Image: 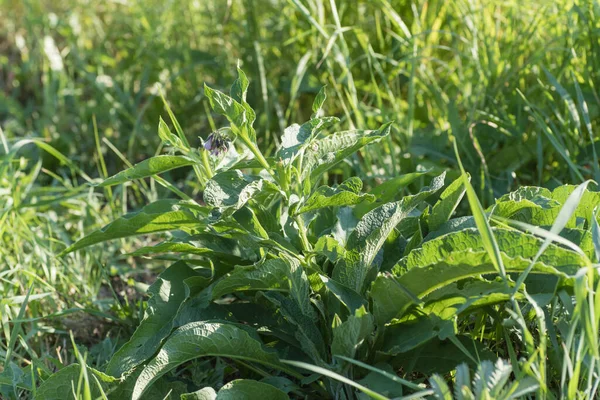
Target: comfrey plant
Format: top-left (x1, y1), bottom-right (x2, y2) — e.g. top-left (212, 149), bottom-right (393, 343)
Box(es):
top-left (43, 69), bottom-right (600, 399)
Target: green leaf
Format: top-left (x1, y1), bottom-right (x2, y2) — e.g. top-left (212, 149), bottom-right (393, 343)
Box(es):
top-left (281, 360), bottom-right (389, 400)
top-left (0, 362), bottom-right (32, 393)
top-left (203, 170), bottom-right (270, 211)
top-left (212, 259), bottom-right (290, 299)
top-left (333, 173), bottom-right (446, 292)
top-left (216, 380), bottom-right (288, 400)
top-left (59, 200), bottom-right (205, 255)
top-left (400, 228), bottom-right (587, 276)
top-left (371, 227), bottom-right (584, 325)
top-left (392, 336), bottom-right (496, 376)
top-left (35, 364), bottom-right (117, 400)
top-left (353, 170), bottom-right (431, 217)
top-left (298, 177), bottom-right (374, 214)
top-left (428, 175), bottom-right (466, 232)
top-left (303, 122), bottom-right (392, 182)
top-left (453, 139), bottom-right (507, 283)
top-left (181, 387), bottom-right (217, 400)
top-left (312, 86), bottom-right (327, 116)
top-left (204, 84), bottom-right (247, 127)
top-left (230, 67), bottom-right (249, 104)
top-left (277, 117), bottom-right (339, 166)
top-left (355, 363), bottom-right (405, 398)
top-left (158, 117), bottom-right (184, 148)
top-left (320, 275), bottom-right (367, 314)
top-left (313, 236), bottom-right (346, 262)
top-left (262, 291), bottom-right (326, 364)
top-left (402, 248), bottom-right (572, 290)
top-left (131, 322), bottom-right (286, 400)
top-left (381, 315), bottom-right (454, 355)
top-left (99, 155), bottom-right (196, 187)
top-left (492, 186), bottom-right (558, 219)
top-left (107, 261), bottom-right (204, 377)
top-left (131, 233), bottom-right (258, 264)
top-left (331, 306), bottom-right (374, 359)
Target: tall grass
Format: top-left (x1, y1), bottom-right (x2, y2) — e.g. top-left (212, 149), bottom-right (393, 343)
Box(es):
top-left (1, 0), bottom-right (600, 398)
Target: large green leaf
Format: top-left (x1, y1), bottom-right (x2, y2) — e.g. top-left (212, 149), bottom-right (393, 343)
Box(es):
top-left (216, 379), bottom-right (288, 400)
top-left (399, 228), bottom-right (587, 275)
top-left (131, 234), bottom-right (258, 264)
top-left (298, 177), bottom-right (374, 214)
top-left (492, 187), bottom-right (558, 219)
top-left (99, 155), bottom-right (196, 187)
top-left (371, 250), bottom-right (572, 325)
top-left (59, 200), bottom-right (205, 255)
top-left (333, 172), bottom-right (446, 292)
top-left (106, 261), bottom-right (204, 377)
top-left (302, 122), bottom-right (392, 182)
top-left (131, 322), bottom-right (285, 400)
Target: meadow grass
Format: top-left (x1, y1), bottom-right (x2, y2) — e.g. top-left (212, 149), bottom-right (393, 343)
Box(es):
top-left (1, 0), bottom-right (600, 398)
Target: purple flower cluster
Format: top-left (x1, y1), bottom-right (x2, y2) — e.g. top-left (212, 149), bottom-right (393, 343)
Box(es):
top-left (203, 131), bottom-right (229, 156)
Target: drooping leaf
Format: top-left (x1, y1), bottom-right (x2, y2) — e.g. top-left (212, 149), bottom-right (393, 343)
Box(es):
top-left (313, 236), bottom-right (346, 262)
top-left (371, 237), bottom-right (579, 326)
top-left (261, 291), bottom-right (326, 364)
top-left (131, 322), bottom-right (285, 400)
top-left (107, 261), bottom-right (204, 377)
top-left (59, 200), bottom-right (205, 255)
top-left (98, 155), bottom-right (196, 187)
top-left (381, 315), bottom-right (455, 355)
top-left (131, 233), bottom-right (258, 264)
top-left (392, 336), bottom-right (496, 376)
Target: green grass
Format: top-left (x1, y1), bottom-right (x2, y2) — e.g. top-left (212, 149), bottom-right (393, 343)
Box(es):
top-left (1, 0), bottom-right (600, 399)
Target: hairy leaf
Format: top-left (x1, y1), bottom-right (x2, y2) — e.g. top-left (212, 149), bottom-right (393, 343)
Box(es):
top-left (59, 200), bottom-right (205, 255)
top-left (299, 177), bottom-right (374, 214)
top-left (333, 173), bottom-right (446, 292)
top-left (99, 155), bottom-right (196, 187)
top-left (107, 261), bottom-right (203, 377)
top-left (131, 322), bottom-right (284, 400)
